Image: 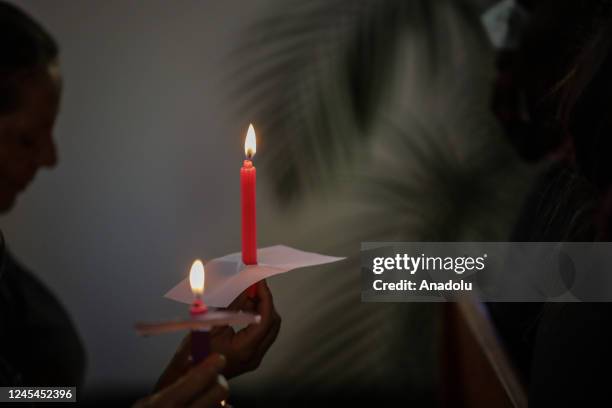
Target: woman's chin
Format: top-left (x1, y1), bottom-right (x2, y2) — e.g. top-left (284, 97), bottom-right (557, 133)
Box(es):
top-left (0, 192), bottom-right (17, 213)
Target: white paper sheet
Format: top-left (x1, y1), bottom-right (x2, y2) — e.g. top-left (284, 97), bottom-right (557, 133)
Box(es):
top-left (165, 245), bottom-right (345, 307)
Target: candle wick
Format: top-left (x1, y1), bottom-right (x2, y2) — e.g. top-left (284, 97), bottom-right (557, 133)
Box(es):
top-left (191, 296), bottom-right (208, 315)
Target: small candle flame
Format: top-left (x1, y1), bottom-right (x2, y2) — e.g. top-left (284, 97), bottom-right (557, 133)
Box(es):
top-left (244, 123), bottom-right (256, 159)
top-left (189, 259), bottom-right (205, 297)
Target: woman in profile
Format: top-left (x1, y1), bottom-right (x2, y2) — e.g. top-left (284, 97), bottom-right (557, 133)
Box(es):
top-left (0, 3), bottom-right (280, 406)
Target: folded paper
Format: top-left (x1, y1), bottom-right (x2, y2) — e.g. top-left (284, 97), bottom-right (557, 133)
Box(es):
top-left (135, 311), bottom-right (261, 336)
top-left (165, 245), bottom-right (345, 307)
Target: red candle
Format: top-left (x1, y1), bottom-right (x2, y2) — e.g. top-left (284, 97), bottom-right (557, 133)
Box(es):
top-left (189, 260), bottom-right (210, 364)
top-left (241, 124), bottom-right (257, 298)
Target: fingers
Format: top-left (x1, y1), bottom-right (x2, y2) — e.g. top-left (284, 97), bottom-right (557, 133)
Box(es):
top-left (232, 281), bottom-right (274, 347)
top-left (240, 305), bottom-right (281, 373)
top-left (227, 279), bottom-right (278, 314)
top-left (254, 279), bottom-right (278, 328)
top-left (156, 353), bottom-right (226, 406)
top-left (247, 282), bottom-right (281, 369)
top-left (211, 281), bottom-right (281, 378)
top-left (226, 290), bottom-right (247, 311)
top-left (256, 304), bottom-right (281, 356)
top-left (187, 375), bottom-right (229, 408)
top-left (254, 280), bottom-right (281, 348)
top-left (230, 280), bottom-right (281, 370)
top-left (227, 291), bottom-right (255, 313)
top-left (256, 279), bottom-right (273, 304)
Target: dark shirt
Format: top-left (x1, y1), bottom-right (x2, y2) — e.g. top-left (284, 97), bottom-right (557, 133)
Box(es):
top-left (488, 163), bottom-right (610, 406)
top-left (0, 237), bottom-right (85, 386)
top-left (488, 164), bottom-right (597, 383)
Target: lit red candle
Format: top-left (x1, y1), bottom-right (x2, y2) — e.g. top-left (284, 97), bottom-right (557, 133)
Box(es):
top-left (241, 124), bottom-right (257, 298)
top-left (189, 259), bottom-right (210, 364)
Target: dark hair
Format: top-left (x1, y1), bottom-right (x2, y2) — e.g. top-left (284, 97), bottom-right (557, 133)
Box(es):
top-left (491, 0), bottom-right (596, 163)
top-left (0, 1), bottom-right (58, 112)
top-left (552, 1), bottom-right (612, 182)
top-left (545, 1), bottom-right (612, 239)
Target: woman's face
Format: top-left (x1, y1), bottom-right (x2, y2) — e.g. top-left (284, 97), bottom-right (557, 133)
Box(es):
top-left (0, 64), bottom-right (61, 212)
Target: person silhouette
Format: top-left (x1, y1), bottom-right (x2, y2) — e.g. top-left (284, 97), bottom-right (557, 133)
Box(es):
top-left (0, 2), bottom-right (280, 406)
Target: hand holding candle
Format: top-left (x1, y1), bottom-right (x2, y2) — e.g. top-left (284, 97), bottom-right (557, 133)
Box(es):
top-left (209, 280), bottom-right (282, 378)
top-left (241, 124), bottom-right (258, 298)
top-left (141, 120), bottom-right (340, 393)
top-left (137, 353), bottom-right (229, 408)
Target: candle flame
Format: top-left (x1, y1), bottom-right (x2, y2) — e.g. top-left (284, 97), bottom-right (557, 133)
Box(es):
top-left (244, 123), bottom-right (256, 159)
top-left (189, 259), bottom-right (205, 297)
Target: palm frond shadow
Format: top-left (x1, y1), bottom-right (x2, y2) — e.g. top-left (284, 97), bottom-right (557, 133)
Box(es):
top-left (349, 115), bottom-right (531, 241)
top-left (265, 110), bottom-right (531, 401)
top-left (231, 0), bottom-right (486, 203)
top-left (228, 1), bottom-right (532, 402)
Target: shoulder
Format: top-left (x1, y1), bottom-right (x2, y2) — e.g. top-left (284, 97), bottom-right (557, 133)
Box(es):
top-left (0, 245), bottom-right (86, 386)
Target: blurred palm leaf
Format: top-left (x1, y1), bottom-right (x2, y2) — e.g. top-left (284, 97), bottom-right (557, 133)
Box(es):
top-left (229, 0), bottom-right (534, 404)
top-left (354, 115), bottom-right (530, 241)
top-left (255, 110), bottom-right (532, 403)
top-left (232, 0), bottom-right (487, 203)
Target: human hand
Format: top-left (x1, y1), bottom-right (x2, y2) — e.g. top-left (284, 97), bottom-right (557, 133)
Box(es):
top-left (154, 279), bottom-right (281, 389)
top-left (210, 279), bottom-right (282, 378)
top-left (134, 353), bottom-right (228, 408)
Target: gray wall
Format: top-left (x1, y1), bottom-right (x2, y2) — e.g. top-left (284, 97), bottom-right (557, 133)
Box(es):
top-left (2, 0), bottom-right (280, 392)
